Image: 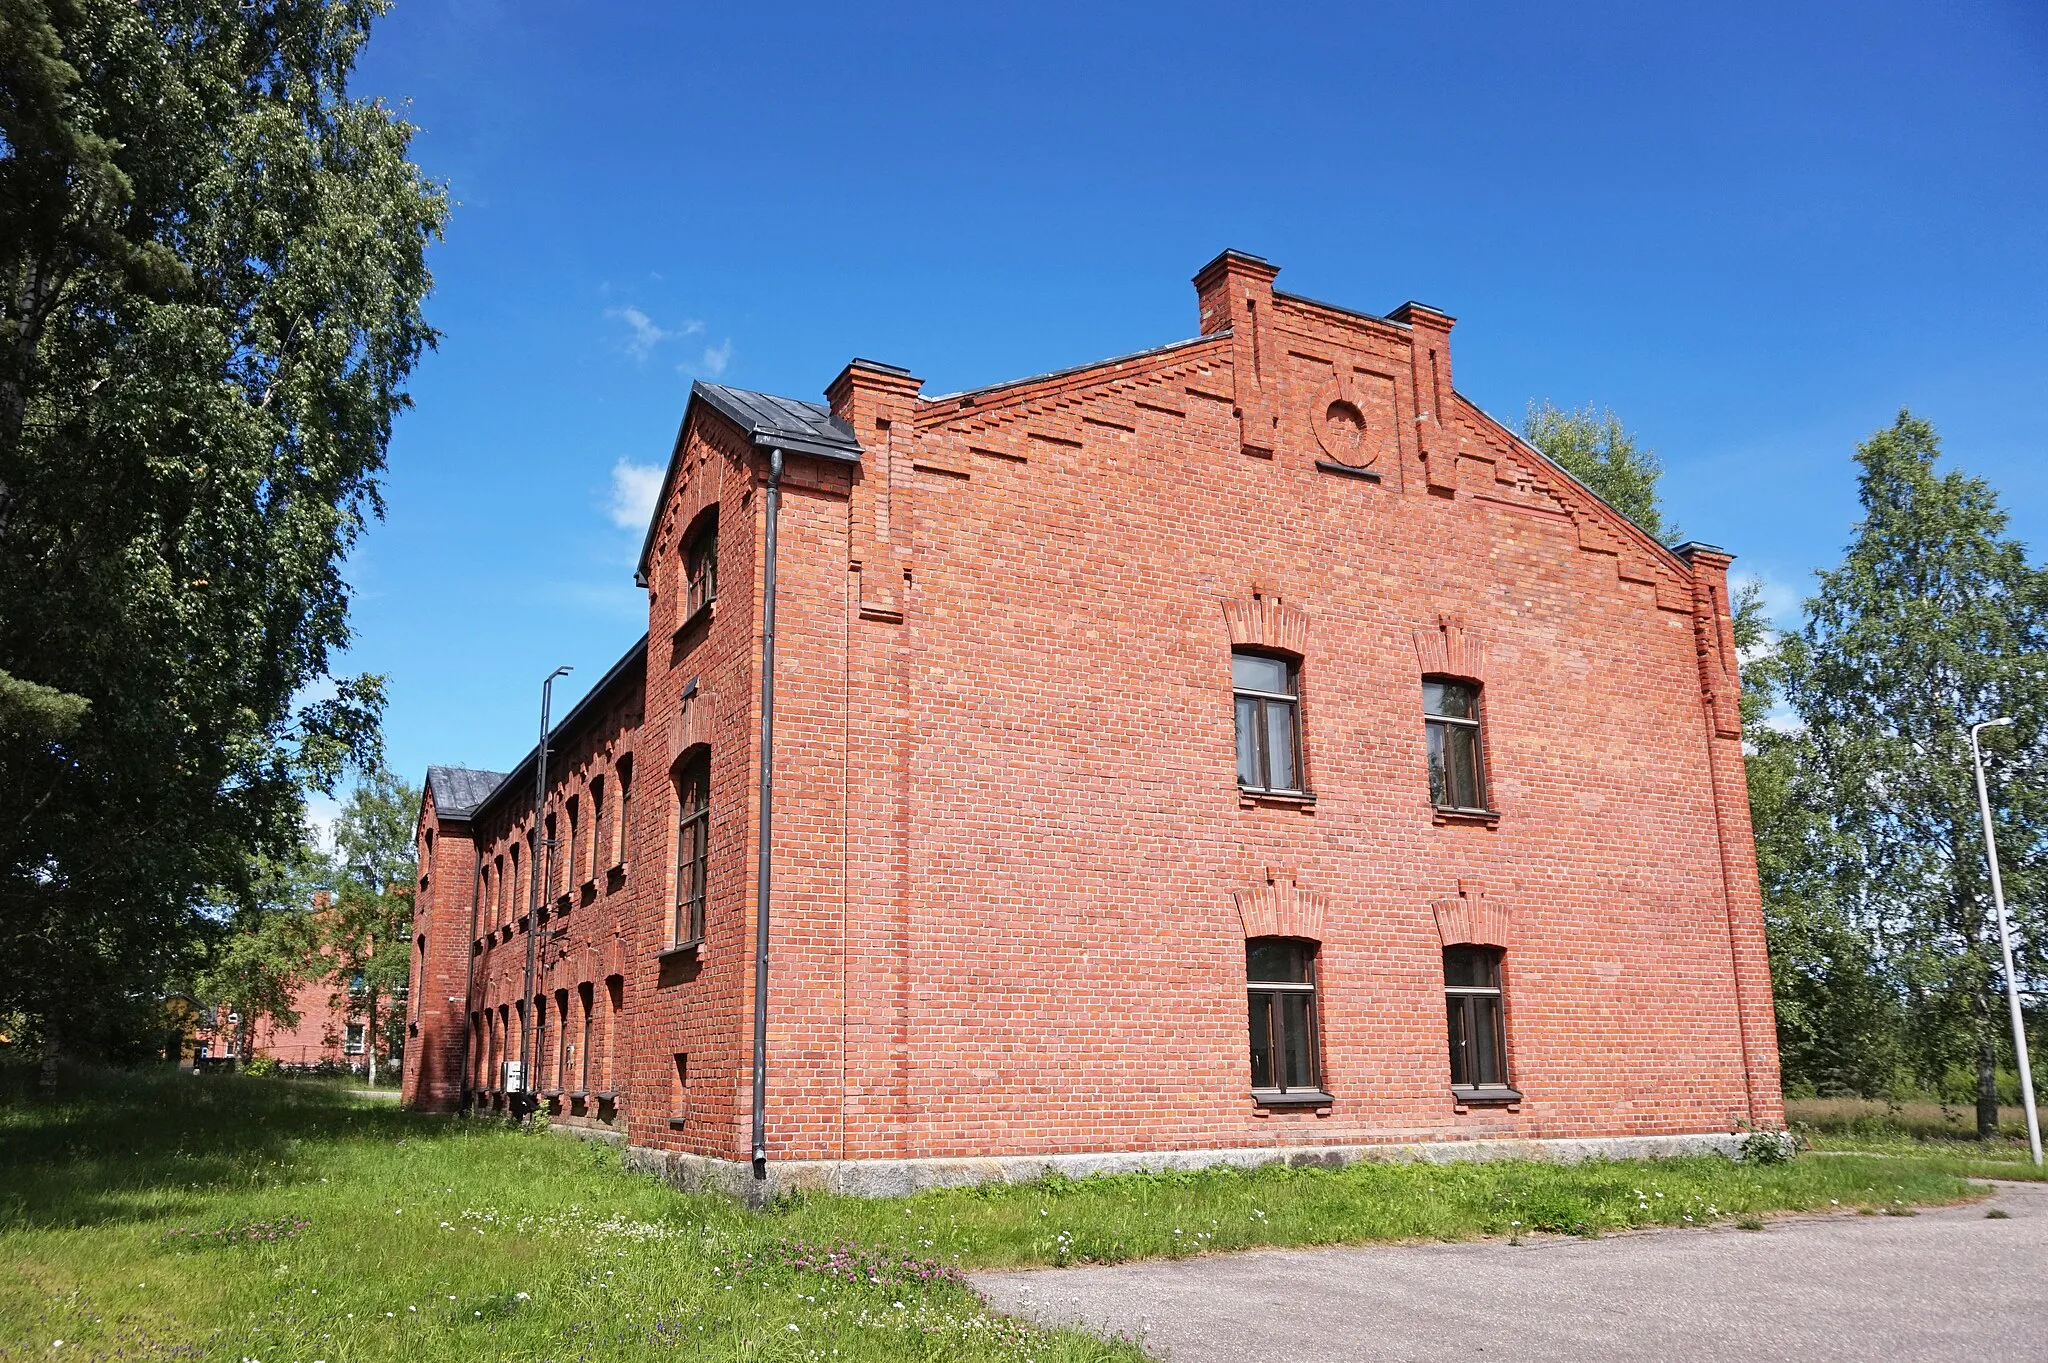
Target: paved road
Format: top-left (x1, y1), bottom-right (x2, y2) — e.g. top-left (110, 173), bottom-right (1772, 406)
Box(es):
top-left (974, 1181), bottom-right (2048, 1362)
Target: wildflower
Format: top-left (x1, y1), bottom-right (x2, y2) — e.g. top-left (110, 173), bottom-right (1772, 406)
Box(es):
top-left (516, 1292), bottom-right (530, 1301)
top-left (787, 1324), bottom-right (800, 1333)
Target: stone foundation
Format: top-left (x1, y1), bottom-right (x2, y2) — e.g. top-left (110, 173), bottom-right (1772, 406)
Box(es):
top-left (625, 1131), bottom-right (1746, 1205)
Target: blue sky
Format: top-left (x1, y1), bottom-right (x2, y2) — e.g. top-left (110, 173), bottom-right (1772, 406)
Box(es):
top-left (335, 0), bottom-right (2048, 799)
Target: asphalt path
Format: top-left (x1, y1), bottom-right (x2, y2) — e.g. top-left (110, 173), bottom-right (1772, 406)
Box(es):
top-left (973, 1179), bottom-right (2048, 1362)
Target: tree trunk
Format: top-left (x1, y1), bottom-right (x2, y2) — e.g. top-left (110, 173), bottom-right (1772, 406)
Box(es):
top-left (366, 989), bottom-right (378, 1087)
top-left (1976, 1022), bottom-right (2001, 1141)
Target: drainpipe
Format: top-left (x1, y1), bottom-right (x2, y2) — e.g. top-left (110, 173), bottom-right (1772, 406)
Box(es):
top-left (457, 841), bottom-right (481, 1113)
top-left (519, 666), bottom-right (572, 1119)
top-left (751, 446), bottom-right (784, 1181)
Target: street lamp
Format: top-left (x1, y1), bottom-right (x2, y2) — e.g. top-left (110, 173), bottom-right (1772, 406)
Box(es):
top-left (1969, 718), bottom-right (2043, 1167)
top-left (515, 665), bottom-right (572, 1120)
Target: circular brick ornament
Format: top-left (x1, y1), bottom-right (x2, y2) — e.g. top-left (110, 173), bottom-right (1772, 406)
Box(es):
top-left (1311, 367), bottom-right (1379, 470)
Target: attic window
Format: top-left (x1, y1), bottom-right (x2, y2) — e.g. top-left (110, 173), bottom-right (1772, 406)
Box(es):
top-left (683, 514), bottom-right (718, 621)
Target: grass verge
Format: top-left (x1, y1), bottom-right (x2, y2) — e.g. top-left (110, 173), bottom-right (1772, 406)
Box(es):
top-left (0, 1068), bottom-right (1997, 1361)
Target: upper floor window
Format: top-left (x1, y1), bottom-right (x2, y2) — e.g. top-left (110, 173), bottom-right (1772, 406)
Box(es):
top-left (1246, 938), bottom-right (1324, 1101)
top-left (1444, 945), bottom-right (1511, 1092)
top-left (684, 517), bottom-right (718, 619)
top-left (1424, 679), bottom-right (1486, 811)
top-left (588, 776), bottom-right (606, 882)
top-left (614, 756), bottom-right (634, 870)
top-left (673, 755), bottom-right (710, 947)
top-left (566, 796), bottom-right (582, 889)
top-left (1233, 652), bottom-right (1302, 794)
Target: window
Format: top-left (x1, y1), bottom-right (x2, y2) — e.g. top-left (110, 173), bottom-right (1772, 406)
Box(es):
top-left (578, 982), bottom-right (595, 1092)
top-left (684, 517), bottom-right (718, 618)
top-left (614, 757), bottom-right (633, 869)
top-left (509, 844), bottom-right (522, 922)
top-left (670, 1052), bottom-right (689, 1127)
top-left (345, 1022), bottom-right (366, 1055)
top-left (589, 776), bottom-right (605, 881)
top-left (1444, 946), bottom-right (1512, 1092)
top-left (1246, 939), bottom-right (1325, 1101)
top-left (1232, 652), bottom-right (1303, 793)
top-left (554, 988), bottom-right (572, 1089)
top-left (1423, 679), bottom-right (1487, 811)
top-left (673, 756), bottom-right (710, 946)
top-left (567, 796), bottom-right (582, 889)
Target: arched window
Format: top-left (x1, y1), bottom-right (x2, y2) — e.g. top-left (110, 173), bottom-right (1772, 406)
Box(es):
top-left (1246, 938), bottom-right (1324, 1101)
top-left (673, 754), bottom-right (710, 947)
top-left (683, 512), bottom-right (719, 619)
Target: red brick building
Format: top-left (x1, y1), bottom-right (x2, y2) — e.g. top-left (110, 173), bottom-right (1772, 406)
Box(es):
top-left (402, 251), bottom-right (1781, 1196)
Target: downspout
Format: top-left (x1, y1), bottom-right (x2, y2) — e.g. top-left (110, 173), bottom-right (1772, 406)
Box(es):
top-left (751, 446), bottom-right (784, 1181)
top-left (457, 841), bottom-right (481, 1113)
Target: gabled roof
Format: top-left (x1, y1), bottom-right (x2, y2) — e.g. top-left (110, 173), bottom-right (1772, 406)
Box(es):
top-left (424, 766), bottom-right (509, 822)
top-left (692, 382), bottom-right (863, 464)
top-left (634, 381), bottom-right (865, 583)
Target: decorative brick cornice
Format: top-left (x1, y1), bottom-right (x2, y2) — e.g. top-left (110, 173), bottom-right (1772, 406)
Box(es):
top-left (1222, 592), bottom-right (1309, 656)
top-left (1431, 880), bottom-right (1509, 948)
top-left (1233, 870), bottom-right (1327, 942)
top-left (1412, 612), bottom-right (1487, 681)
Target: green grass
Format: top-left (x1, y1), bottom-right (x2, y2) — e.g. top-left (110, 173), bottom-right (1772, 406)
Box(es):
top-left (1786, 1096), bottom-right (2047, 1179)
top-left (0, 1070), bottom-right (2002, 1363)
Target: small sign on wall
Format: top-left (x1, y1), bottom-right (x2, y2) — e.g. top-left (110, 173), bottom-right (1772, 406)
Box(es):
top-left (502, 1061), bottom-right (524, 1091)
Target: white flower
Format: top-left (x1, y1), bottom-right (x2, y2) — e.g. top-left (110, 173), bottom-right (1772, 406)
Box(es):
top-left (787, 1324), bottom-right (799, 1333)
top-left (516, 1292), bottom-right (530, 1301)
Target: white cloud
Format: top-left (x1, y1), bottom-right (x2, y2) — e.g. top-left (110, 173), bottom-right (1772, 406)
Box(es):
top-left (608, 459), bottom-right (664, 532)
top-left (1730, 570), bottom-right (1803, 628)
top-left (605, 305), bottom-right (703, 362)
top-left (696, 340), bottom-right (733, 378)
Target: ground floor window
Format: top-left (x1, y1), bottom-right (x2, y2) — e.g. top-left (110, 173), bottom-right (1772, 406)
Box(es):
top-left (1444, 945), bottom-right (1511, 1090)
top-left (1247, 938), bottom-right (1325, 1101)
top-left (344, 1022), bottom-right (366, 1055)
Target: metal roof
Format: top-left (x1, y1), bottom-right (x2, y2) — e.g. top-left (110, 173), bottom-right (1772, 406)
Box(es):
top-left (691, 382), bottom-right (863, 463)
top-left (425, 766), bottom-right (509, 821)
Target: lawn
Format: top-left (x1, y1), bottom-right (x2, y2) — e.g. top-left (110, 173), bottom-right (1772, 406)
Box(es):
top-left (0, 1070), bottom-right (2013, 1363)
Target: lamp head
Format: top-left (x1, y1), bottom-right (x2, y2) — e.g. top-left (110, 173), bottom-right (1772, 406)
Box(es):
top-left (1985, 717), bottom-right (2015, 729)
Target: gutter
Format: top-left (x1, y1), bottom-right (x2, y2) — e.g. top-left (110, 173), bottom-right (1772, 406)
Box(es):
top-left (751, 447), bottom-right (784, 1182)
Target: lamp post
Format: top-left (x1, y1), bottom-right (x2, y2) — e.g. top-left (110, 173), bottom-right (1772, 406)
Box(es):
top-left (1969, 717), bottom-right (2043, 1167)
top-left (516, 665), bottom-right (572, 1120)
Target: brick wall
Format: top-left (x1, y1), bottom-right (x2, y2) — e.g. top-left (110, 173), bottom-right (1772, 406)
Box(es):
top-left (404, 250), bottom-right (1782, 1163)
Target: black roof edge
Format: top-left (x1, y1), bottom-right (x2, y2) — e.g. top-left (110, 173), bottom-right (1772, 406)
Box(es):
top-left (847, 356), bottom-right (914, 376)
top-left (468, 633), bottom-right (652, 825)
top-left (924, 331), bottom-right (1230, 404)
top-left (1272, 288), bottom-right (1397, 329)
top-left (1452, 391), bottom-right (1699, 577)
top-left (1671, 540), bottom-right (1736, 561)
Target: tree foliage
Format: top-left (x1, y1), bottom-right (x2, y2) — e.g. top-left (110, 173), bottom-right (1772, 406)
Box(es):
top-left (193, 838), bottom-right (325, 1060)
top-left (324, 766), bottom-right (417, 1081)
top-left (0, 1), bottom-right (443, 1058)
top-left (1753, 412), bottom-right (2047, 1130)
top-left (1522, 400), bottom-right (1678, 544)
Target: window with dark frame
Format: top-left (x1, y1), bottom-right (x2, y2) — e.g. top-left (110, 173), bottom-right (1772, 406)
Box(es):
top-left (1444, 945), bottom-right (1511, 1091)
top-left (589, 776), bottom-right (605, 883)
top-left (615, 757), bottom-right (633, 869)
top-left (684, 518), bottom-right (718, 619)
top-left (1232, 652), bottom-right (1303, 794)
top-left (566, 796), bottom-right (582, 890)
top-left (555, 988), bottom-right (572, 1088)
top-left (578, 982), bottom-right (595, 1091)
top-left (673, 755), bottom-right (709, 947)
top-left (1246, 938), bottom-right (1325, 1100)
top-left (1423, 679), bottom-right (1487, 811)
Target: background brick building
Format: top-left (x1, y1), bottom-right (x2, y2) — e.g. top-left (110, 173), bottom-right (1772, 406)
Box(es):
top-left (402, 250), bottom-right (1781, 1193)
